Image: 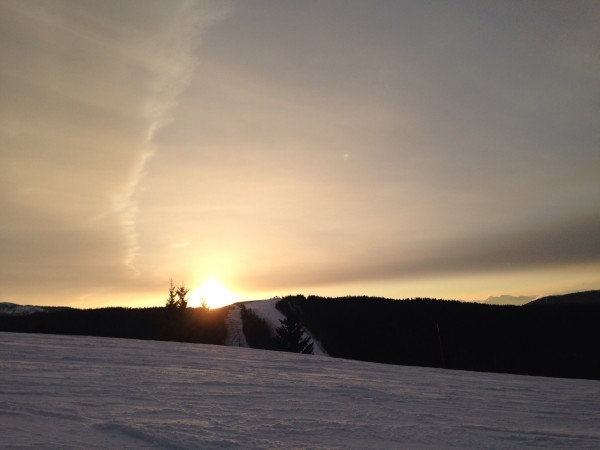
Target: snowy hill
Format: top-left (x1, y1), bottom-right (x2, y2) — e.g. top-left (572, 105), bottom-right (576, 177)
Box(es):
top-left (0, 302), bottom-right (47, 316)
top-left (241, 299), bottom-right (328, 356)
top-left (2, 331), bottom-right (599, 449)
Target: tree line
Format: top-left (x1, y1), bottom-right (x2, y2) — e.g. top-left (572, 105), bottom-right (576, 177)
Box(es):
top-left (274, 295), bottom-right (600, 380)
top-left (0, 281), bottom-right (227, 345)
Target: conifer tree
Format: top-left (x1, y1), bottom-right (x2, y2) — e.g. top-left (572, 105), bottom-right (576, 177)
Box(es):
top-left (175, 284), bottom-right (189, 310)
top-left (166, 280), bottom-right (178, 309)
top-left (275, 316), bottom-right (314, 354)
top-left (165, 280), bottom-right (189, 310)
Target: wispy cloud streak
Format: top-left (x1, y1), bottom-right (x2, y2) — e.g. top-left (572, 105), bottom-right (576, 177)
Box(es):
top-left (0, 0), bottom-right (229, 302)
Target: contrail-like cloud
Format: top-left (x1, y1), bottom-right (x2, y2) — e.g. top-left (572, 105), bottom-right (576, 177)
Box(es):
top-left (0, 0), bottom-right (230, 303)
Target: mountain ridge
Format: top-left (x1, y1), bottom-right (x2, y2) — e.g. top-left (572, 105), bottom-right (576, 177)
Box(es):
top-left (2, 290), bottom-right (599, 380)
top-left (527, 290), bottom-right (600, 306)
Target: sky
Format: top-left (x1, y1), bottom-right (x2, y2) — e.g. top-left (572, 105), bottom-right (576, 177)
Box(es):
top-left (1, 0), bottom-right (599, 308)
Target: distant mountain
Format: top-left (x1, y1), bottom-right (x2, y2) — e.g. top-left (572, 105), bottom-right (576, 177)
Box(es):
top-left (0, 302), bottom-right (73, 316)
top-left (483, 295), bottom-right (534, 306)
top-left (0, 302), bottom-right (48, 316)
top-left (527, 290), bottom-right (600, 306)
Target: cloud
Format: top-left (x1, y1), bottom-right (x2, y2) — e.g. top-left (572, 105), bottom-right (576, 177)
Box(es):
top-left (483, 295), bottom-right (534, 306)
top-left (237, 210), bottom-right (600, 291)
top-left (0, 0), bottom-right (229, 303)
top-left (185, 1), bottom-right (600, 295)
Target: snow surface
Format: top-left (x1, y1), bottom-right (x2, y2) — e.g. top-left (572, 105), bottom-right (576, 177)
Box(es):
top-left (243, 299), bottom-right (287, 329)
top-left (243, 299), bottom-right (328, 356)
top-left (224, 305), bottom-right (248, 347)
top-left (2, 332), bottom-right (600, 449)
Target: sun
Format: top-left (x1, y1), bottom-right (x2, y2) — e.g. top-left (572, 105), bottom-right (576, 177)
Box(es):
top-left (188, 278), bottom-right (239, 309)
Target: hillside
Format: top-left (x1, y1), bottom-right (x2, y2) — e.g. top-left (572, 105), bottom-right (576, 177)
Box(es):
top-left (527, 290), bottom-right (600, 306)
top-left (273, 295), bottom-right (600, 380)
top-left (2, 331), bottom-right (599, 449)
top-left (241, 299), bottom-right (328, 356)
top-left (3, 292), bottom-right (599, 380)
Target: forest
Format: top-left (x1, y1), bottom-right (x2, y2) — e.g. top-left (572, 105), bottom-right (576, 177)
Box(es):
top-left (275, 294), bottom-right (600, 380)
top-left (0, 305), bottom-right (229, 346)
top-left (2, 291), bottom-right (599, 380)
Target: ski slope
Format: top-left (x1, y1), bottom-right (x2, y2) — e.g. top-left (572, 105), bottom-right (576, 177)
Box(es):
top-left (2, 332), bottom-right (599, 449)
top-left (243, 299), bottom-right (328, 356)
top-left (223, 305), bottom-right (249, 347)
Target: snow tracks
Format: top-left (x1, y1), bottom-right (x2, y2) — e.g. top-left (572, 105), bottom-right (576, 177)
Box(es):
top-left (223, 305), bottom-right (248, 347)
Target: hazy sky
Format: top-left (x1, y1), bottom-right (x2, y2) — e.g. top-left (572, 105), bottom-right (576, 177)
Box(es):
top-left (1, 0), bottom-right (599, 307)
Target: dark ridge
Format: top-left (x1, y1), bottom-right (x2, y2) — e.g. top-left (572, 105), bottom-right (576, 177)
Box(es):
top-left (3, 290), bottom-right (599, 380)
top-left (276, 295), bottom-right (600, 380)
top-left (526, 290), bottom-right (600, 306)
top-left (0, 306), bottom-right (229, 345)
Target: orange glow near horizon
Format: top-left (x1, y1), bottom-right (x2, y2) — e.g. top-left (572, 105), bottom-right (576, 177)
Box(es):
top-left (188, 277), bottom-right (240, 309)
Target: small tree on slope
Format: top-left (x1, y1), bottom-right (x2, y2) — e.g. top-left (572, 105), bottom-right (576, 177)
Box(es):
top-left (275, 316), bottom-right (314, 354)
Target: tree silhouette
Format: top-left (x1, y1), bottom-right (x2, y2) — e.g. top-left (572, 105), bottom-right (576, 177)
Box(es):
top-left (200, 297), bottom-right (209, 310)
top-left (166, 280), bottom-right (178, 309)
top-left (165, 280), bottom-right (189, 310)
top-left (175, 284), bottom-right (189, 309)
top-left (275, 316), bottom-right (313, 354)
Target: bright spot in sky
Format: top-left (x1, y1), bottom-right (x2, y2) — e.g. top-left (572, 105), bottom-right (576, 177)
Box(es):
top-left (188, 278), bottom-right (239, 309)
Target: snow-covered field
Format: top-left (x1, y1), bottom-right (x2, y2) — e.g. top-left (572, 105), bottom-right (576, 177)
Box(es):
top-left (2, 332), bottom-right (599, 449)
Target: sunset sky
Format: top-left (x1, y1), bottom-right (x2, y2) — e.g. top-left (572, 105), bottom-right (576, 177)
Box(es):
top-left (1, 0), bottom-right (599, 308)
